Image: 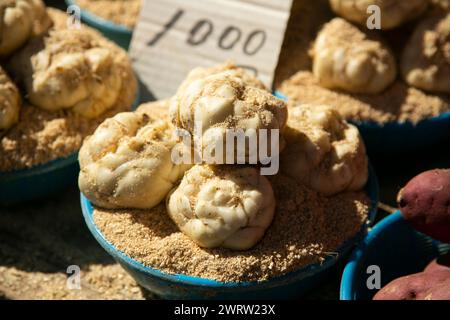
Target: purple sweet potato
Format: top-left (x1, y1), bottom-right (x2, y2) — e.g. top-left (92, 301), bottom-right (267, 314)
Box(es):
top-left (424, 253), bottom-right (450, 273)
top-left (373, 270), bottom-right (450, 300)
top-left (397, 169), bottom-right (450, 243)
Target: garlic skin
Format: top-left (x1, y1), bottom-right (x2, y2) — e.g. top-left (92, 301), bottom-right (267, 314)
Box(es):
top-left (10, 28), bottom-right (132, 119)
top-left (401, 12), bottom-right (450, 94)
top-left (170, 70), bottom-right (287, 163)
top-left (281, 104), bottom-right (368, 196)
top-left (166, 165), bottom-right (275, 250)
top-left (0, 67), bottom-right (20, 131)
top-left (136, 99), bottom-right (171, 120)
top-left (177, 61), bottom-right (267, 93)
top-left (0, 0), bottom-right (51, 57)
top-left (312, 18), bottom-right (396, 94)
top-left (79, 111), bottom-right (191, 209)
top-left (329, 0), bottom-right (428, 30)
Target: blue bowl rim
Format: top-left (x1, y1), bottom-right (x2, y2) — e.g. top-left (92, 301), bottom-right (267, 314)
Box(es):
top-left (340, 211), bottom-right (402, 300)
top-left (0, 153), bottom-right (79, 181)
top-left (0, 87), bottom-right (141, 181)
top-left (65, 0), bottom-right (133, 34)
top-left (339, 211), bottom-right (448, 300)
top-left (273, 90), bottom-right (450, 129)
top-left (80, 162), bottom-right (379, 289)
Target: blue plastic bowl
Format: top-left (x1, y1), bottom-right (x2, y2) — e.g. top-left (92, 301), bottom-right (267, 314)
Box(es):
top-left (80, 164), bottom-right (378, 299)
top-left (65, 0), bottom-right (133, 49)
top-left (0, 90), bottom-right (140, 206)
top-left (0, 153), bottom-right (80, 206)
top-left (340, 211), bottom-right (450, 300)
top-left (273, 91), bottom-right (450, 154)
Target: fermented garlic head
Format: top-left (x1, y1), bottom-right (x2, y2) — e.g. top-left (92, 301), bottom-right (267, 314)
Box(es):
top-left (281, 104), bottom-right (368, 196)
top-left (166, 165), bottom-right (275, 250)
top-left (10, 29), bottom-right (126, 119)
top-left (312, 18), bottom-right (396, 94)
top-left (401, 12), bottom-right (450, 93)
top-left (79, 111), bottom-right (191, 209)
top-left (0, 0), bottom-right (51, 57)
top-left (170, 71), bottom-right (287, 162)
top-left (0, 67), bottom-right (20, 131)
top-left (329, 0), bottom-right (428, 30)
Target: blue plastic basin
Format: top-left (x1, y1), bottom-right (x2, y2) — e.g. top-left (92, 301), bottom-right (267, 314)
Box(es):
top-left (349, 113), bottom-right (450, 154)
top-left (0, 154), bottom-right (80, 206)
top-left (273, 91), bottom-right (450, 154)
top-left (65, 0), bottom-right (133, 49)
top-left (340, 211), bottom-right (450, 300)
top-left (80, 164), bottom-right (379, 299)
top-left (0, 90), bottom-right (140, 206)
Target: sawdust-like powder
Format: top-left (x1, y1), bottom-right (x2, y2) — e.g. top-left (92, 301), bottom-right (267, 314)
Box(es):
top-left (0, 264), bottom-right (145, 300)
top-left (93, 173), bottom-right (370, 283)
top-left (279, 71), bottom-right (450, 124)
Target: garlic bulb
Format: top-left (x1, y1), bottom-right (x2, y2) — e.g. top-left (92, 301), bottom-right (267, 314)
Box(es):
top-left (0, 0), bottom-right (51, 57)
top-left (166, 165), bottom-right (275, 250)
top-left (401, 12), bottom-right (450, 93)
top-left (312, 18), bottom-right (396, 94)
top-left (170, 70), bottom-right (287, 163)
top-left (281, 104), bottom-right (368, 196)
top-left (79, 111), bottom-right (191, 209)
top-left (10, 28), bottom-right (132, 118)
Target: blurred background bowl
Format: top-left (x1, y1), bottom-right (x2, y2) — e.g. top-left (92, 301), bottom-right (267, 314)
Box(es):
top-left (0, 89), bottom-right (140, 206)
top-left (65, 0), bottom-right (133, 49)
top-left (340, 211), bottom-right (450, 300)
top-left (0, 154), bottom-right (80, 206)
top-left (273, 91), bottom-right (450, 155)
top-left (80, 163), bottom-right (379, 299)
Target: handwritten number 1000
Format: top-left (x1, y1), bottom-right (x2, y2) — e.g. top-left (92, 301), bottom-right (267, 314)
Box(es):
top-left (148, 9), bottom-right (267, 56)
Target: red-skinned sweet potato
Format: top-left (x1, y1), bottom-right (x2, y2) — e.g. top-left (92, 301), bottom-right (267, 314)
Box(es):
top-left (424, 253), bottom-right (450, 273)
top-left (373, 270), bottom-right (450, 300)
top-left (397, 169), bottom-right (450, 243)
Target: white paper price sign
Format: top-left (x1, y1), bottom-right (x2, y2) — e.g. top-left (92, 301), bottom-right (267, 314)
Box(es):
top-left (130, 0), bottom-right (293, 99)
